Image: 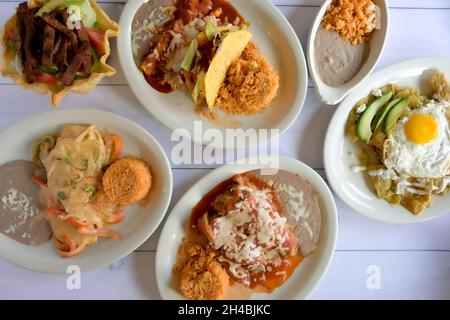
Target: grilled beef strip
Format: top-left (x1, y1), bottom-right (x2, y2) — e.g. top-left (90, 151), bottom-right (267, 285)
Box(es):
top-left (24, 7), bottom-right (39, 82)
top-left (42, 24), bottom-right (56, 68)
top-left (60, 47), bottom-right (88, 85)
top-left (41, 13), bottom-right (78, 48)
top-left (77, 25), bottom-right (92, 75)
top-left (52, 33), bottom-right (62, 55)
top-left (60, 26), bottom-right (91, 86)
top-left (54, 37), bottom-right (68, 67)
top-left (80, 50), bottom-right (92, 75)
top-left (61, 9), bottom-right (79, 50)
top-left (17, 3), bottom-right (38, 82)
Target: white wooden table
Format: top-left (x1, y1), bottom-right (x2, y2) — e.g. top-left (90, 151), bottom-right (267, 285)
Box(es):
top-left (0, 0), bottom-right (449, 300)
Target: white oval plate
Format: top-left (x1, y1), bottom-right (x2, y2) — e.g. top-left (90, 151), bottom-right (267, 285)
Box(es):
top-left (325, 57), bottom-right (450, 224)
top-left (156, 156), bottom-right (337, 300)
top-left (0, 108), bottom-right (173, 273)
top-left (118, 0), bottom-right (308, 148)
top-left (308, 0), bottom-right (388, 105)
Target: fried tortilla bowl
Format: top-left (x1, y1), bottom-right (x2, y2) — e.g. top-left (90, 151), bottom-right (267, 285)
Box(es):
top-left (0, 0), bottom-right (119, 106)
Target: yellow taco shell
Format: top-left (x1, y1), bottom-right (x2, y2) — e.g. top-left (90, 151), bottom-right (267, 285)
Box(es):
top-left (0, 0), bottom-right (119, 106)
top-left (205, 30), bottom-right (252, 109)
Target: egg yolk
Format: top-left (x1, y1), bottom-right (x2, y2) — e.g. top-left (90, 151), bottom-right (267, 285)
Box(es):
top-left (404, 114), bottom-right (438, 144)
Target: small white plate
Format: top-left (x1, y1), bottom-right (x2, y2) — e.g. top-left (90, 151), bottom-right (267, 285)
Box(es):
top-left (0, 108), bottom-right (173, 273)
top-left (308, 0), bottom-right (388, 105)
top-left (156, 156), bottom-right (337, 300)
top-left (118, 0), bottom-right (308, 148)
top-left (325, 57), bottom-right (450, 224)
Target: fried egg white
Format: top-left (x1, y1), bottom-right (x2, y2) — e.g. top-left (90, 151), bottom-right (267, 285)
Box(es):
top-left (383, 100), bottom-right (450, 178)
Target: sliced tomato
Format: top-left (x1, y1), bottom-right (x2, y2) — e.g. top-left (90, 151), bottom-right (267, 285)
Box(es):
top-left (86, 28), bottom-right (105, 55)
top-left (36, 71), bottom-right (57, 84)
top-left (104, 133), bottom-right (123, 163)
top-left (31, 175), bottom-right (47, 187)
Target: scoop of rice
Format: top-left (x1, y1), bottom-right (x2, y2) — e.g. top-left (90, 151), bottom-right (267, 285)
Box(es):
top-left (216, 43), bottom-right (279, 115)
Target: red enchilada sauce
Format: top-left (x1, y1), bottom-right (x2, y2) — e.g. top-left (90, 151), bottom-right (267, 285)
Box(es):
top-left (140, 0), bottom-right (246, 93)
top-left (143, 71), bottom-right (173, 93)
top-left (190, 173), bottom-right (303, 293)
top-left (211, 0), bottom-right (245, 25)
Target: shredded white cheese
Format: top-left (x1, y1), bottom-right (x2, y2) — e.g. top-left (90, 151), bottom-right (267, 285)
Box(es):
top-left (275, 182), bottom-right (308, 221)
top-left (131, 6), bottom-right (177, 56)
top-left (211, 184), bottom-right (292, 283)
top-left (356, 103), bottom-right (367, 114)
top-left (1, 187), bottom-right (40, 235)
top-left (371, 88), bottom-right (383, 97)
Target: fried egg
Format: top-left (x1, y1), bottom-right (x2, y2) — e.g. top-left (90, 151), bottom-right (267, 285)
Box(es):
top-left (383, 100), bottom-right (450, 178)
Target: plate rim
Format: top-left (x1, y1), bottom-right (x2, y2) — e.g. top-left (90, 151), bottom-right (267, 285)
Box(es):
top-left (0, 108), bottom-right (173, 273)
top-left (324, 56), bottom-right (450, 224)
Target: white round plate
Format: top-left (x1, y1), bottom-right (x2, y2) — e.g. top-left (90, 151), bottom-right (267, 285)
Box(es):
top-left (325, 57), bottom-right (450, 224)
top-left (156, 156), bottom-right (337, 300)
top-left (307, 0), bottom-right (388, 105)
top-left (118, 0), bottom-right (308, 148)
top-left (0, 108), bottom-right (173, 273)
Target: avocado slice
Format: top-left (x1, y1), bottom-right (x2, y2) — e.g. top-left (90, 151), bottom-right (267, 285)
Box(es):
top-left (356, 92), bottom-right (393, 144)
top-left (383, 97), bottom-right (411, 135)
top-left (371, 97), bottom-right (402, 132)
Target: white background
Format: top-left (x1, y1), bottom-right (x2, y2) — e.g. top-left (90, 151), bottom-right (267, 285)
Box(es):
top-left (0, 0), bottom-right (449, 299)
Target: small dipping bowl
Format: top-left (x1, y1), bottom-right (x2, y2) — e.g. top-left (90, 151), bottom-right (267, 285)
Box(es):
top-left (307, 0), bottom-right (389, 105)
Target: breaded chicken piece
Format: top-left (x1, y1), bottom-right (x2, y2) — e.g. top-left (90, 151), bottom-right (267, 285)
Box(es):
top-left (102, 157), bottom-right (152, 205)
top-left (216, 43), bottom-right (279, 115)
top-left (173, 241), bottom-right (229, 300)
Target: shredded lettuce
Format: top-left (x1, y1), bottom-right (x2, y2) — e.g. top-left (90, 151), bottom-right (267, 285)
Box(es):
top-left (38, 65), bottom-right (59, 74)
top-left (181, 39), bottom-right (198, 71)
top-left (205, 19), bottom-right (217, 41)
top-left (193, 71), bottom-right (206, 103)
top-left (36, 0), bottom-right (97, 28)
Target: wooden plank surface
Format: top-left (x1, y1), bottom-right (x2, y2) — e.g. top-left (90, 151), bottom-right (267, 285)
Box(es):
top-left (1, 250), bottom-right (448, 300)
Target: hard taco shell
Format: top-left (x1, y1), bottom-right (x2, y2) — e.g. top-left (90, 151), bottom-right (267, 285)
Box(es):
top-left (205, 30), bottom-right (252, 109)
